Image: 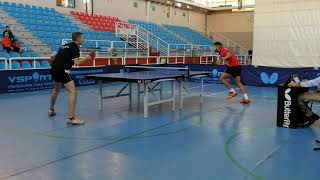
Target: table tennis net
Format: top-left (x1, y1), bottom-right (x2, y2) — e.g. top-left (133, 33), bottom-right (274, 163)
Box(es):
top-left (123, 66), bottom-right (190, 76)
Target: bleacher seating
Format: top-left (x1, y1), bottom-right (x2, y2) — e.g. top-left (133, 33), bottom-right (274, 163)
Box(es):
top-left (164, 25), bottom-right (213, 46)
top-left (11, 61), bottom-right (21, 69)
top-left (128, 19), bottom-right (189, 49)
top-left (0, 1), bottom-right (129, 64)
top-left (0, 61), bottom-right (5, 69)
top-left (70, 11), bottom-right (118, 32)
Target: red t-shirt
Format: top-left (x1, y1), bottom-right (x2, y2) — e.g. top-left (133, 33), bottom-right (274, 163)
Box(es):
top-left (219, 48), bottom-right (241, 67)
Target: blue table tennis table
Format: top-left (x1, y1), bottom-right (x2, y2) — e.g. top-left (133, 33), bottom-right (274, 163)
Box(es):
top-left (86, 66), bottom-right (212, 118)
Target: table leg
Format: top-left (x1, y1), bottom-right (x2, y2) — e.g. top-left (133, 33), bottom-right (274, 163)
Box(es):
top-left (144, 82), bottom-right (149, 118)
top-left (98, 80), bottom-right (103, 111)
top-left (179, 80), bottom-right (183, 110)
top-left (137, 82), bottom-right (141, 105)
top-left (172, 80), bottom-right (176, 111)
top-left (160, 81), bottom-right (163, 100)
top-left (200, 78), bottom-right (204, 104)
top-left (129, 82), bottom-right (132, 107)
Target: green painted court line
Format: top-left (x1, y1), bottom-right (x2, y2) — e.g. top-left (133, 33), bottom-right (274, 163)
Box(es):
top-left (224, 126), bottom-right (275, 180)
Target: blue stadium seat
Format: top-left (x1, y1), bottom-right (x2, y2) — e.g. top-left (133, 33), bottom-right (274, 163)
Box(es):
top-left (0, 61), bottom-right (5, 70)
top-left (0, 52), bottom-right (10, 59)
top-left (3, 2), bottom-right (10, 7)
top-left (30, 52), bottom-right (39, 57)
top-left (10, 52), bottom-right (21, 58)
top-left (3, 6), bottom-right (13, 12)
top-left (22, 61), bottom-right (31, 68)
top-left (41, 61), bottom-right (50, 68)
top-left (34, 61), bottom-right (41, 68)
top-left (10, 2), bottom-right (17, 7)
top-left (11, 61), bottom-right (21, 69)
top-left (25, 4), bottom-right (31, 9)
top-left (51, 45), bottom-right (60, 52)
top-left (22, 52), bottom-right (30, 57)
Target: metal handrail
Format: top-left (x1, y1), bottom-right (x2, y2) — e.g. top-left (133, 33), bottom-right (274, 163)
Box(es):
top-left (8, 57), bottom-right (51, 69)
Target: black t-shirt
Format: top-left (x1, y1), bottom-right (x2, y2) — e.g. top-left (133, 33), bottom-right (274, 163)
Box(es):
top-left (51, 42), bottom-right (80, 71)
top-left (3, 30), bottom-right (14, 40)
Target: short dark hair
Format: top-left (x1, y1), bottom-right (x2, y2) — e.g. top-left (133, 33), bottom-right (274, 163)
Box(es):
top-left (5, 26), bottom-right (9, 28)
top-left (72, 32), bottom-right (82, 41)
top-left (214, 42), bottom-right (222, 46)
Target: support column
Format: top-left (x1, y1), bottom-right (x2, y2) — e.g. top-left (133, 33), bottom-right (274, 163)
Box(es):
top-left (146, 0), bottom-right (151, 22)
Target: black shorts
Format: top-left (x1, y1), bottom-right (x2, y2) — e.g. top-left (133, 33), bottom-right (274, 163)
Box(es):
top-left (50, 68), bottom-right (73, 84)
top-left (225, 66), bottom-right (242, 78)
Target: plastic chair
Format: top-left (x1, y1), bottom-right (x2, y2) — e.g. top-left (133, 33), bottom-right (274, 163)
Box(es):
top-left (41, 61), bottom-right (50, 68)
top-left (22, 52), bottom-right (30, 57)
top-left (22, 61), bottom-right (31, 68)
top-left (10, 52), bottom-right (21, 58)
top-left (35, 61), bottom-right (41, 68)
top-left (11, 61), bottom-right (21, 69)
top-left (0, 61), bottom-right (5, 70)
top-left (30, 52), bottom-right (39, 57)
top-left (0, 52), bottom-right (10, 59)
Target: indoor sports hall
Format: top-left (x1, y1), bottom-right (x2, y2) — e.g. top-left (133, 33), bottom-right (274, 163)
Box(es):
top-left (0, 0), bottom-right (320, 180)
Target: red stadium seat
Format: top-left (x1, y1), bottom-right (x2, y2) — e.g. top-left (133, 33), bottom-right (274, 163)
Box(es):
top-left (93, 14), bottom-right (98, 18)
top-left (92, 25), bottom-right (99, 30)
top-left (70, 11), bottom-right (75, 15)
top-left (98, 15), bottom-right (103, 19)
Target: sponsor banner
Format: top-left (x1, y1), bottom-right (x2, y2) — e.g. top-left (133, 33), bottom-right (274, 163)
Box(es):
top-left (0, 66), bottom-right (122, 94)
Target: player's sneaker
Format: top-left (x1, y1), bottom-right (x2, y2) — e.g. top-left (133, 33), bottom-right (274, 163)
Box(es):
top-left (48, 109), bottom-right (56, 116)
top-left (67, 116), bottom-right (85, 125)
top-left (226, 92), bottom-right (238, 99)
top-left (240, 98), bottom-right (251, 104)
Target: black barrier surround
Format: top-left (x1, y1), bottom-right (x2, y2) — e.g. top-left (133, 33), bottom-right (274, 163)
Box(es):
top-left (277, 85), bottom-right (309, 128)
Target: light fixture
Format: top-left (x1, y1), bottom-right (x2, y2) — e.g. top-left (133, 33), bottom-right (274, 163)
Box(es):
top-left (175, 2), bottom-right (181, 7)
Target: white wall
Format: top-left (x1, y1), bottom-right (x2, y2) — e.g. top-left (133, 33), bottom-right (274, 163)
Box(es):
top-left (253, 0), bottom-right (320, 67)
top-left (207, 11), bottom-right (254, 49)
top-left (149, 2), bottom-right (170, 24)
top-left (189, 11), bottom-right (206, 33)
top-left (93, 0), bottom-right (146, 21)
top-left (171, 7), bottom-right (189, 27)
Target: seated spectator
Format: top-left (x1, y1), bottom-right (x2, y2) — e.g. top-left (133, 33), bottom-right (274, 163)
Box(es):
top-left (2, 32), bottom-right (23, 54)
top-left (289, 77), bottom-right (320, 120)
top-left (3, 26), bottom-right (14, 41)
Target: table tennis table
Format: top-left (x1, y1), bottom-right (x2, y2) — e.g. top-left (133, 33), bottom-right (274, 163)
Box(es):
top-left (86, 66), bottom-right (212, 118)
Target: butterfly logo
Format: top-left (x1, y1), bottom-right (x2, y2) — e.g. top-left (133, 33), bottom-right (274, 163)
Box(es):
top-left (285, 88), bottom-right (291, 101)
top-left (260, 72), bottom-right (278, 85)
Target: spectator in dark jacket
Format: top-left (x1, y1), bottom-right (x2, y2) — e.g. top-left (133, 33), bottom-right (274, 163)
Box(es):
top-left (3, 26), bottom-right (14, 41)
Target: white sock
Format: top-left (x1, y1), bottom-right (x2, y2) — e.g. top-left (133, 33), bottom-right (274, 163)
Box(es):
top-left (244, 93), bottom-right (249, 100)
top-left (229, 88), bottom-right (236, 93)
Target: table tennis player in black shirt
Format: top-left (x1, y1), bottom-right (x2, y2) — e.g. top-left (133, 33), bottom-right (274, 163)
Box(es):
top-left (48, 32), bottom-right (96, 125)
